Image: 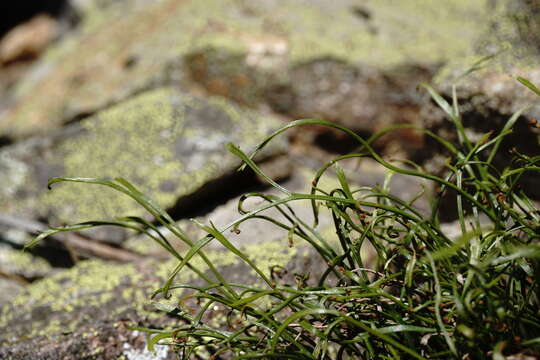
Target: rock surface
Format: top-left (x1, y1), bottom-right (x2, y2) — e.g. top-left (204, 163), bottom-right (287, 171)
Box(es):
top-left (0, 244), bottom-right (53, 280)
top-left (0, 232), bottom-right (316, 359)
top-left (0, 0), bottom-right (539, 357)
top-left (0, 14), bottom-right (59, 66)
top-left (421, 66), bottom-right (540, 200)
top-left (0, 0), bottom-right (509, 139)
top-left (0, 278), bottom-right (25, 306)
top-left (0, 87), bottom-right (287, 224)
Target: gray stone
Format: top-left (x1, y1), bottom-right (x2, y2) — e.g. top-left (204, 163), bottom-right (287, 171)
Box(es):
top-left (0, 244), bottom-right (53, 280)
top-left (0, 88), bottom-right (288, 225)
top-left (0, 234), bottom-right (315, 358)
top-left (0, 0), bottom-right (516, 139)
top-left (0, 277), bottom-right (24, 306)
top-left (421, 66), bottom-right (540, 200)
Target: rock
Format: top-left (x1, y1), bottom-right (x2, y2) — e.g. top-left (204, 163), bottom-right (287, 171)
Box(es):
top-left (484, 0), bottom-right (540, 63)
top-left (0, 14), bottom-right (59, 66)
top-left (442, 67), bottom-right (540, 120)
top-left (186, 45), bottom-right (288, 106)
top-left (0, 0), bottom-right (509, 139)
top-left (0, 277), bottom-right (24, 306)
top-left (265, 59), bottom-right (434, 157)
top-left (0, 320), bottom-right (176, 360)
top-left (0, 87), bottom-right (288, 225)
top-left (124, 163), bottom-right (339, 255)
top-left (0, 1), bottom-right (72, 40)
top-left (0, 233), bottom-right (314, 358)
top-left (0, 220), bottom-right (64, 281)
top-left (268, 59), bottom-right (382, 128)
top-left (421, 66), bottom-right (540, 201)
top-left (0, 14), bottom-right (60, 117)
top-left (0, 244), bottom-right (53, 280)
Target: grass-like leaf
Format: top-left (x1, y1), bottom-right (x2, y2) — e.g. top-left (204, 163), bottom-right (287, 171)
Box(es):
top-left (30, 79), bottom-right (540, 359)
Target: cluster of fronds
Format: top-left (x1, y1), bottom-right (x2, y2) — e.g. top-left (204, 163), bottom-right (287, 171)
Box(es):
top-left (30, 80), bottom-right (540, 359)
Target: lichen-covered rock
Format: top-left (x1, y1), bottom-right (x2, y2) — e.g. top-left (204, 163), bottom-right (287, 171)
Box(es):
top-left (440, 67), bottom-right (540, 121)
top-left (1, 259), bottom-right (163, 343)
top-left (265, 59), bottom-right (435, 157)
top-left (0, 244), bottom-right (53, 280)
top-left (0, 14), bottom-right (59, 66)
top-left (0, 277), bottom-right (24, 306)
top-left (0, 233), bottom-right (311, 359)
top-left (421, 66), bottom-right (540, 199)
top-left (124, 163), bottom-right (339, 256)
top-left (0, 151), bottom-right (427, 358)
top-left (0, 222), bottom-right (60, 283)
top-left (0, 0), bottom-right (510, 139)
top-left (0, 321), bottom-right (176, 360)
top-left (185, 46), bottom-right (288, 107)
top-left (481, 0), bottom-right (540, 64)
top-left (0, 87), bottom-right (287, 224)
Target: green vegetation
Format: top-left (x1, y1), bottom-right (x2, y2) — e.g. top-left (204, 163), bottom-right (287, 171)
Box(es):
top-left (28, 80), bottom-right (540, 359)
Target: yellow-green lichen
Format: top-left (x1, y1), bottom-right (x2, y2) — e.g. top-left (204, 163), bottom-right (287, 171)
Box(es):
top-left (279, 0), bottom-right (489, 66)
top-left (3, 0), bottom-right (512, 137)
top-left (1, 229), bottom-right (304, 340)
top-left (150, 237), bottom-right (300, 323)
top-left (0, 259), bottom-right (144, 338)
top-left (36, 88), bottom-right (284, 223)
top-left (0, 151), bottom-right (30, 200)
top-left (0, 246), bottom-right (52, 278)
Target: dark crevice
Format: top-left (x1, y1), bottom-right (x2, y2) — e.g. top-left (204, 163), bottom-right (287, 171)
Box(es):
top-left (27, 243), bottom-right (76, 268)
top-left (0, 135), bottom-right (14, 148)
top-left (351, 6), bottom-right (372, 20)
top-left (0, 0), bottom-right (77, 39)
top-left (166, 166), bottom-right (273, 221)
top-left (62, 111), bottom-right (97, 126)
top-left (61, 82), bottom-right (164, 128)
top-left (313, 129), bottom-right (374, 155)
top-left (421, 103), bottom-right (540, 222)
top-left (0, 235), bottom-right (75, 269)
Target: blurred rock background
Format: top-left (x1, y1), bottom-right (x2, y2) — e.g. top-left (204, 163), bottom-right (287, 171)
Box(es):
top-left (0, 0), bottom-right (538, 358)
